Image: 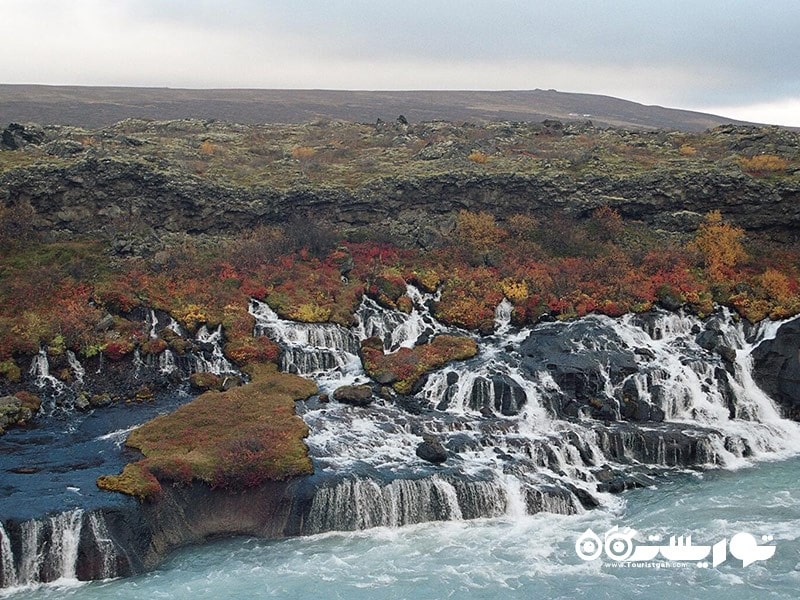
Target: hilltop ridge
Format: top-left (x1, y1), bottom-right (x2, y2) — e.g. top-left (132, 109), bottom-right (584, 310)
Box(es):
top-left (0, 85), bottom-right (756, 132)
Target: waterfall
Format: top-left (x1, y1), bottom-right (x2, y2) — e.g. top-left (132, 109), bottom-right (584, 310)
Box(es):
top-left (17, 519), bottom-right (43, 585)
top-left (0, 510), bottom-right (124, 590)
top-left (0, 523), bottom-right (17, 588)
top-left (494, 299), bottom-right (513, 334)
top-left (28, 349), bottom-right (66, 396)
top-left (88, 513), bottom-right (119, 580)
top-left (194, 325), bottom-right (236, 375)
top-left (294, 300), bottom-right (800, 537)
top-left (353, 287), bottom-right (445, 351)
top-left (159, 349), bottom-right (178, 374)
top-left (145, 309), bottom-right (159, 339)
top-left (307, 476), bottom-right (465, 533)
top-left (46, 509), bottom-right (83, 581)
top-left (66, 350), bottom-right (85, 386)
top-left (249, 299), bottom-right (361, 381)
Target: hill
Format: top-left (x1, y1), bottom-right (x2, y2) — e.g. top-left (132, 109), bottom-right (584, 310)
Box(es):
top-left (0, 85), bottom-right (753, 132)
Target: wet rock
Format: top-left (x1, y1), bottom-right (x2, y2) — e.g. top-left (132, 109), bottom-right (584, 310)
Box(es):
top-left (332, 384), bottom-right (373, 407)
top-left (490, 374), bottom-right (527, 416)
top-left (751, 319), bottom-right (800, 420)
top-left (89, 393), bottom-right (113, 407)
top-left (74, 393), bottom-right (91, 411)
top-left (0, 392), bottom-right (41, 432)
top-left (520, 319), bottom-right (636, 421)
top-left (416, 434), bottom-right (448, 464)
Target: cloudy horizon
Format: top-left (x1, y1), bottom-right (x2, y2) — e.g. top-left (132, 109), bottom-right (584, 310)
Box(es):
top-left (3, 0), bottom-right (799, 126)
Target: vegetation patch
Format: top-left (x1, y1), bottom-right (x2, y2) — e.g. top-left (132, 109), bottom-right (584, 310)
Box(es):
top-left (360, 335), bottom-right (478, 394)
top-left (97, 363), bottom-right (317, 500)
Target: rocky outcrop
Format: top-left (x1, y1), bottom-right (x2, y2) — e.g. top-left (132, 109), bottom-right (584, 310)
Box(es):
top-left (751, 319), bottom-right (800, 420)
top-left (519, 319), bottom-right (640, 421)
top-left (2, 153), bottom-right (800, 248)
top-left (332, 384), bottom-right (373, 406)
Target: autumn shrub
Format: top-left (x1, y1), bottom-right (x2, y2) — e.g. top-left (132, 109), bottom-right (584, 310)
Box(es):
top-left (688, 211), bottom-right (747, 283)
top-left (224, 225), bottom-right (287, 272)
top-left (198, 140), bottom-right (216, 156)
top-left (360, 335), bottom-right (477, 394)
top-left (290, 145), bottom-right (316, 160)
top-left (468, 150), bottom-right (490, 164)
top-left (0, 359), bottom-right (21, 383)
top-left (585, 206), bottom-right (625, 243)
top-left (454, 210), bottom-right (506, 264)
top-left (104, 338), bottom-right (136, 361)
top-left (739, 154), bottom-right (789, 175)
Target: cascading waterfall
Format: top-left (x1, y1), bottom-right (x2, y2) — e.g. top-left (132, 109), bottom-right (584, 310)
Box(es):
top-left (28, 349), bottom-right (66, 397)
top-left (145, 309), bottom-right (159, 339)
top-left (0, 510), bottom-right (125, 590)
top-left (249, 299), bottom-right (361, 383)
top-left (248, 288), bottom-right (800, 534)
top-left (194, 325), bottom-right (236, 375)
top-left (46, 509), bottom-right (83, 581)
top-left (158, 349), bottom-right (178, 374)
top-left (0, 522), bottom-right (17, 588)
top-left (17, 519), bottom-right (43, 585)
top-left (66, 350), bottom-right (85, 386)
top-left (494, 298), bottom-right (513, 334)
top-left (353, 285), bottom-right (445, 351)
top-left (87, 513), bottom-right (119, 580)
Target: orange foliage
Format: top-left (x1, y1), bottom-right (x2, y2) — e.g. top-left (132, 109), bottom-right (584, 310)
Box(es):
top-left (688, 211), bottom-right (747, 283)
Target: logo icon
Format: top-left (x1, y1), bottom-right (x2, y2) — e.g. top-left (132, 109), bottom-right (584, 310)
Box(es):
top-left (575, 527), bottom-right (775, 568)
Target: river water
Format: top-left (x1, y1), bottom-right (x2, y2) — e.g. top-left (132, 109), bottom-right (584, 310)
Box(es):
top-left (3, 455), bottom-right (798, 599)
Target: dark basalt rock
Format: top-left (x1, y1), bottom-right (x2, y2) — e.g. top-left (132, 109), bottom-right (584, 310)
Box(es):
top-left (519, 319), bottom-right (638, 421)
top-left (332, 384), bottom-right (373, 407)
top-left (490, 374), bottom-right (527, 416)
top-left (416, 434), bottom-right (448, 464)
top-left (1, 123), bottom-right (46, 150)
top-left (751, 319), bottom-right (800, 420)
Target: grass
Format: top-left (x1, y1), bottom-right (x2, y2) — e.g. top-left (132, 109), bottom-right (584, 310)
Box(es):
top-left (97, 363), bottom-right (317, 500)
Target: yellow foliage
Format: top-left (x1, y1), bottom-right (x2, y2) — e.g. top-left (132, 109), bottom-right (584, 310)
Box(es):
top-left (501, 279), bottom-right (529, 303)
top-left (760, 268), bottom-right (793, 303)
top-left (174, 303), bottom-right (208, 331)
top-left (198, 140), bottom-right (216, 156)
top-left (455, 210), bottom-right (506, 258)
top-left (468, 151), bottom-right (489, 164)
top-left (678, 144), bottom-right (697, 157)
top-left (411, 269), bottom-right (441, 293)
top-left (290, 303), bottom-right (331, 323)
top-left (688, 211), bottom-right (747, 282)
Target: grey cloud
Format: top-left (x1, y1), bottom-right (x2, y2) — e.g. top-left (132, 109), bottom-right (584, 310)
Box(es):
top-left (3, 0), bottom-right (798, 115)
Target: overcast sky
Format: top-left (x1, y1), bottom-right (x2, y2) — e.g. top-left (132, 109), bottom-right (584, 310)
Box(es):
top-left (4, 0), bottom-right (799, 125)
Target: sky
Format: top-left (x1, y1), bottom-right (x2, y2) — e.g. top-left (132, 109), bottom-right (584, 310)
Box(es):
top-left (3, 0), bottom-right (799, 126)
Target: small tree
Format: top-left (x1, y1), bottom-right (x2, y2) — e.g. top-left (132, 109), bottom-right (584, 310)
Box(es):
top-left (688, 210), bottom-right (747, 282)
top-left (454, 210), bottom-right (506, 264)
